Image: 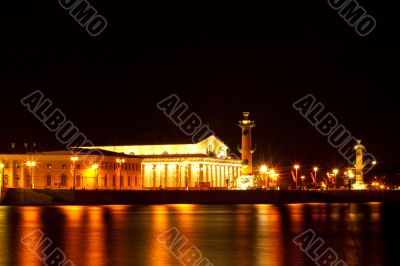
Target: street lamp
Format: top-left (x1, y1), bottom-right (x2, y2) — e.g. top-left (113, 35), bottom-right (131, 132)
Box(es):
top-left (71, 156), bottom-right (78, 190)
top-left (0, 160), bottom-right (5, 189)
top-left (116, 158), bottom-right (125, 190)
top-left (301, 175), bottom-right (305, 190)
top-left (333, 169), bottom-right (339, 189)
top-left (26, 161), bottom-right (36, 188)
top-left (348, 170), bottom-right (354, 190)
top-left (260, 165), bottom-right (267, 188)
top-left (268, 169), bottom-right (276, 189)
top-left (313, 167), bottom-right (318, 189)
top-left (294, 164), bottom-right (299, 189)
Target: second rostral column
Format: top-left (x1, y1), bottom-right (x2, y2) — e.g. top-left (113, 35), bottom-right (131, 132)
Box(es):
top-left (237, 112), bottom-right (256, 189)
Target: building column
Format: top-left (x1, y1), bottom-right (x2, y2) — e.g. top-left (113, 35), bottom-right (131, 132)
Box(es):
top-left (164, 164), bottom-right (168, 188)
top-left (219, 165), bottom-right (225, 187)
top-left (8, 160), bottom-right (14, 188)
top-left (20, 164), bottom-right (25, 188)
top-left (205, 165), bottom-right (209, 183)
top-left (175, 164), bottom-right (180, 189)
top-left (152, 165), bottom-right (156, 188)
top-left (141, 164), bottom-right (144, 189)
top-left (199, 164), bottom-right (204, 182)
top-left (188, 165), bottom-right (192, 188)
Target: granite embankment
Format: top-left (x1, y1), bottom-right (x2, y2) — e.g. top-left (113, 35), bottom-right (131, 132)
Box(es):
top-left (2, 188), bottom-right (400, 205)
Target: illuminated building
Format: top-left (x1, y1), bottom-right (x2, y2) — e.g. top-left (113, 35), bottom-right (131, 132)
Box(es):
top-left (87, 135), bottom-right (241, 189)
top-left (0, 135), bottom-right (241, 190)
top-left (0, 151), bottom-right (142, 190)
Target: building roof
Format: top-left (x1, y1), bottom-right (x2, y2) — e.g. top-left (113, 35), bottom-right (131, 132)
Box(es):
top-left (81, 135), bottom-right (230, 157)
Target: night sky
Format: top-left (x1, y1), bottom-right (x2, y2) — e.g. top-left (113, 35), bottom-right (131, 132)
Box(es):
top-left (1, 2), bottom-right (399, 179)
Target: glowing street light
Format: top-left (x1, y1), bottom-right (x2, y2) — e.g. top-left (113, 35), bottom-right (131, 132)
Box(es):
top-left (300, 175), bottom-right (305, 190)
top-left (313, 167), bottom-right (318, 189)
top-left (260, 165), bottom-right (267, 188)
top-left (294, 164), bottom-right (299, 189)
top-left (26, 161), bottom-right (36, 189)
top-left (333, 169), bottom-right (339, 189)
top-left (71, 156), bottom-right (78, 190)
top-left (347, 169), bottom-right (355, 190)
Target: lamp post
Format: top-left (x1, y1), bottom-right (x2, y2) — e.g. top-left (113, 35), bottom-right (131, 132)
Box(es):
top-left (301, 176), bottom-right (305, 190)
top-left (294, 164), bottom-right (299, 190)
top-left (116, 158), bottom-right (125, 190)
top-left (0, 159), bottom-right (5, 189)
top-left (260, 165), bottom-right (267, 189)
top-left (268, 169), bottom-right (276, 190)
top-left (313, 167), bottom-right (318, 189)
top-left (71, 156), bottom-right (78, 190)
top-left (26, 161), bottom-right (36, 189)
top-left (333, 169), bottom-right (339, 189)
top-left (348, 170), bottom-right (354, 190)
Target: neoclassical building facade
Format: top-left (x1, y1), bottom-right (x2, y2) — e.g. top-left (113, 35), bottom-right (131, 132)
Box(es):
top-left (0, 135), bottom-right (241, 190)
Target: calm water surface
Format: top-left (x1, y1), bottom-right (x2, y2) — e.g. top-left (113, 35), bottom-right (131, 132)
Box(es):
top-left (0, 203), bottom-right (398, 266)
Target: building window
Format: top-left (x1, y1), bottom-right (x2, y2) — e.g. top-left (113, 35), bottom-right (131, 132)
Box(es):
top-left (60, 175), bottom-right (67, 186)
top-left (76, 164), bottom-right (80, 169)
top-left (121, 176), bottom-right (124, 187)
top-left (128, 176), bottom-right (131, 186)
top-left (47, 164), bottom-right (52, 169)
top-left (76, 175), bottom-right (81, 187)
top-left (105, 162), bottom-right (108, 170)
top-left (113, 163), bottom-right (116, 170)
top-left (135, 176), bottom-right (137, 187)
top-left (62, 164), bottom-right (66, 169)
top-left (104, 175), bottom-right (108, 186)
top-left (15, 164), bottom-right (19, 169)
top-left (26, 175), bottom-right (31, 188)
top-left (112, 176), bottom-right (116, 186)
top-left (46, 175), bottom-right (52, 186)
top-left (128, 164), bottom-right (130, 171)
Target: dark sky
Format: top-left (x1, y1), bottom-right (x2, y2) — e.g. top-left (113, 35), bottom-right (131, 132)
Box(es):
top-left (1, 1), bottom-right (399, 176)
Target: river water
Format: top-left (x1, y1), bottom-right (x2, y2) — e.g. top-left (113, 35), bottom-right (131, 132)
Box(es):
top-left (0, 203), bottom-right (398, 266)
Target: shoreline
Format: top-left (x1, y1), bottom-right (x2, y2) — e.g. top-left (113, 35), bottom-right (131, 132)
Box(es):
top-left (2, 188), bottom-right (400, 205)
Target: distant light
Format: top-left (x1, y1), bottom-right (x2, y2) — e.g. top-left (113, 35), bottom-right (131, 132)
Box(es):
top-left (372, 160), bottom-right (377, 165)
top-left (333, 169), bottom-right (339, 175)
top-left (70, 156), bottom-right (78, 162)
top-left (269, 169), bottom-right (276, 176)
top-left (301, 176), bottom-right (305, 180)
top-left (260, 165), bottom-right (267, 173)
top-left (92, 164), bottom-right (99, 169)
top-left (294, 164), bottom-right (299, 170)
top-left (0, 163), bottom-right (4, 169)
top-left (27, 161), bottom-right (36, 167)
top-left (313, 167), bottom-right (318, 171)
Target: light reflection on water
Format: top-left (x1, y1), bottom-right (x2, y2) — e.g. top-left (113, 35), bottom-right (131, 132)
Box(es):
top-left (0, 203), bottom-right (394, 266)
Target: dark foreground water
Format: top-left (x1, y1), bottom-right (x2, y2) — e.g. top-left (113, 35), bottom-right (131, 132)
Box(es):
top-left (0, 203), bottom-right (399, 266)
